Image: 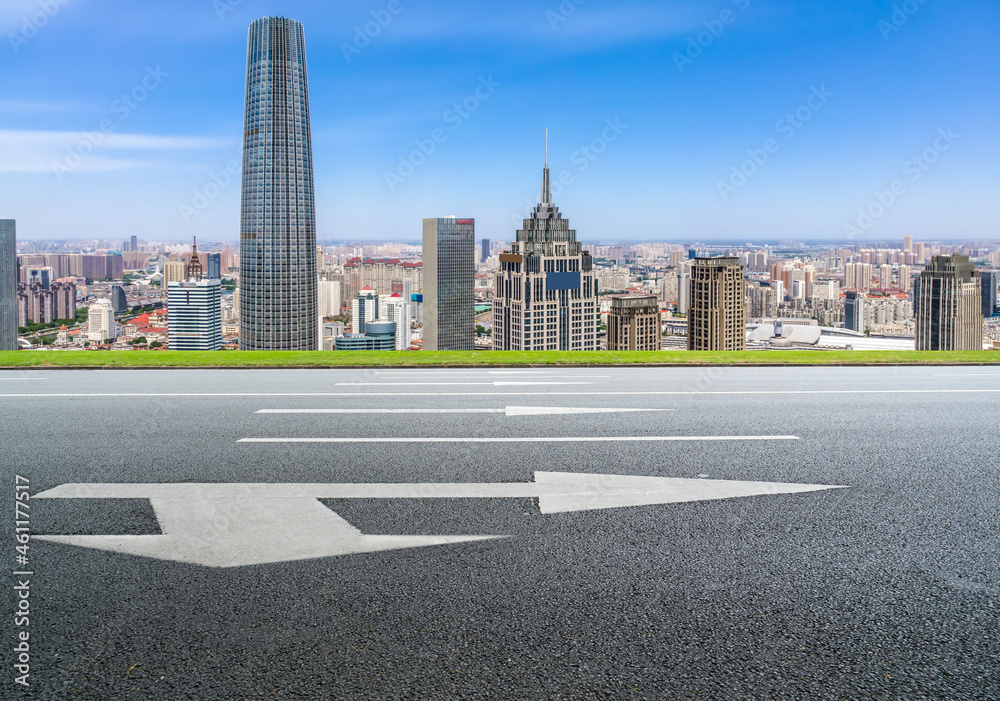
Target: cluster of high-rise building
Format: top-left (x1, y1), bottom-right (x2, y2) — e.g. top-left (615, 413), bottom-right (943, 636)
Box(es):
top-left (15, 252), bottom-right (129, 280)
top-left (17, 282), bottom-right (76, 326)
top-left (3, 16), bottom-right (999, 356)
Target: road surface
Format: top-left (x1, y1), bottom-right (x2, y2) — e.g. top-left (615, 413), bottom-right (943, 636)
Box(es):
top-left (2, 366), bottom-right (997, 699)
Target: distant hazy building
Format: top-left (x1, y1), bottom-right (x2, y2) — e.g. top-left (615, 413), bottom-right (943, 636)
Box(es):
top-left (24, 266), bottom-right (53, 289)
top-left (914, 256), bottom-right (983, 351)
top-left (492, 148), bottom-right (598, 351)
top-left (844, 290), bottom-right (866, 333)
top-left (879, 264), bottom-right (893, 289)
top-left (163, 260), bottom-right (187, 286)
top-left (111, 285), bottom-right (128, 313)
top-left (915, 255), bottom-right (983, 351)
top-left (206, 253), bottom-right (221, 280)
top-left (318, 279), bottom-right (342, 320)
top-left (687, 257), bottom-right (746, 351)
top-left (423, 217), bottom-right (475, 350)
top-left (168, 279), bottom-right (223, 350)
top-left (677, 273), bottom-right (691, 316)
top-left (18, 282), bottom-right (76, 327)
top-left (380, 293), bottom-right (412, 350)
top-left (481, 238), bottom-right (491, 263)
top-left (87, 299), bottom-right (116, 343)
top-left (1, 220), bottom-right (16, 350)
top-left (239, 16), bottom-right (317, 351)
top-left (978, 269), bottom-right (998, 318)
top-left (608, 295), bottom-right (660, 351)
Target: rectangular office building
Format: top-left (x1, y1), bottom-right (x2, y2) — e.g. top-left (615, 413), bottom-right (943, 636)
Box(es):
top-left (0, 220), bottom-right (16, 350)
top-left (422, 217), bottom-right (475, 351)
top-left (978, 269), bottom-right (998, 318)
top-left (168, 279), bottom-right (222, 350)
top-left (915, 255), bottom-right (982, 351)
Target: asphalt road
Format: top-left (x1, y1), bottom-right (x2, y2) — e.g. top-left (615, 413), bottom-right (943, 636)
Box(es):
top-left (2, 366), bottom-right (998, 700)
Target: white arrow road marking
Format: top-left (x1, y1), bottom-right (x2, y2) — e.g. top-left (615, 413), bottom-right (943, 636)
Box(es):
top-left (33, 473), bottom-right (845, 568)
top-left (254, 407), bottom-right (673, 417)
top-left (237, 435), bottom-right (799, 444)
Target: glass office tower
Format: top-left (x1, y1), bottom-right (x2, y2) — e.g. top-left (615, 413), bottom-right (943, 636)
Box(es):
top-left (239, 17), bottom-right (317, 350)
top-left (0, 220), bottom-right (16, 351)
top-left (422, 218), bottom-right (475, 351)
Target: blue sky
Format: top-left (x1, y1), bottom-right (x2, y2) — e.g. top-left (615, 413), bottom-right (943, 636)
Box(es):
top-left (1, 0), bottom-right (998, 244)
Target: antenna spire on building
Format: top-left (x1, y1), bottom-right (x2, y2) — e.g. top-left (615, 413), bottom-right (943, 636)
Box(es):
top-left (541, 128), bottom-right (551, 204)
top-left (187, 235), bottom-right (204, 281)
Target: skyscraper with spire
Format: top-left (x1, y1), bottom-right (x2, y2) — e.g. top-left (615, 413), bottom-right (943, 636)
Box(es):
top-left (169, 237), bottom-right (222, 351)
top-left (493, 132), bottom-right (598, 351)
top-left (239, 16), bottom-right (317, 350)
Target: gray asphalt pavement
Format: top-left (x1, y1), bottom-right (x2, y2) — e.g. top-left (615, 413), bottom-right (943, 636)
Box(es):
top-left (2, 366), bottom-right (998, 699)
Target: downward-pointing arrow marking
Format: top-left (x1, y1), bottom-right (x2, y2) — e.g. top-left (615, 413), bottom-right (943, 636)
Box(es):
top-left (34, 473), bottom-right (846, 568)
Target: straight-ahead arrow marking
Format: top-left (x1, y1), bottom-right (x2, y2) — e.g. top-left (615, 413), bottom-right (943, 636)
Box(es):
top-left (34, 472), bottom-right (846, 567)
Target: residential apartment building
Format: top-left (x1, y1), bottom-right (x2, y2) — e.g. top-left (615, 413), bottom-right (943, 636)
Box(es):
top-left (607, 295), bottom-right (660, 351)
top-left (687, 257), bottom-right (746, 351)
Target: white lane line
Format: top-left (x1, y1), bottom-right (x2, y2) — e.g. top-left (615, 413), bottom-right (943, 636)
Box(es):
top-left (371, 371), bottom-right (554, 374)
top-left (362, 375), bottom-right (608, 379)
top-left (6, 390), bottom-right (1000, 398)
top-left (258, 408), bottom-right (505, 414)
top-left (934, 374), bottom-right (1000, 376)
top-left (238, 435), bottom-right (800, 444)
top-left (0, 378), bottom-right (47, 381)
top-left (335, 382), bottom-right (598, 386)
top-left (255, 407), bottom-right (673, 417)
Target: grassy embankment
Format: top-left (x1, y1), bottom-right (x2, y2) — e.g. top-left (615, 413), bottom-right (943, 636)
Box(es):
top-left (0, 350), bottom-right (997, 368)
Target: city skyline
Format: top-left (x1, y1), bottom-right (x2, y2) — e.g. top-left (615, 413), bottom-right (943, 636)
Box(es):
top-left (2, 1), bottom-right (998, 244)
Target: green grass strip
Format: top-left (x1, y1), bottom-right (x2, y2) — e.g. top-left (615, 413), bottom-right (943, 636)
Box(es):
top-left (0, 350), bottom-right (997, 368)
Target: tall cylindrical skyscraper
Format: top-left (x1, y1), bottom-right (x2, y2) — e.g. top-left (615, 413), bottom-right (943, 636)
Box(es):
top-left (240, 17), bottom-right (317, 350)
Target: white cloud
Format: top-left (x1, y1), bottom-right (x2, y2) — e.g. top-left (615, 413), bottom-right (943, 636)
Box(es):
top-left (0, 130), bottom-right (232, 174)
top-left (0, 99), bottom-right (76, 113)
top-left (376, 1), bottom-right (707, 47)
top-left (0, 0), bottom-right (76, 34)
